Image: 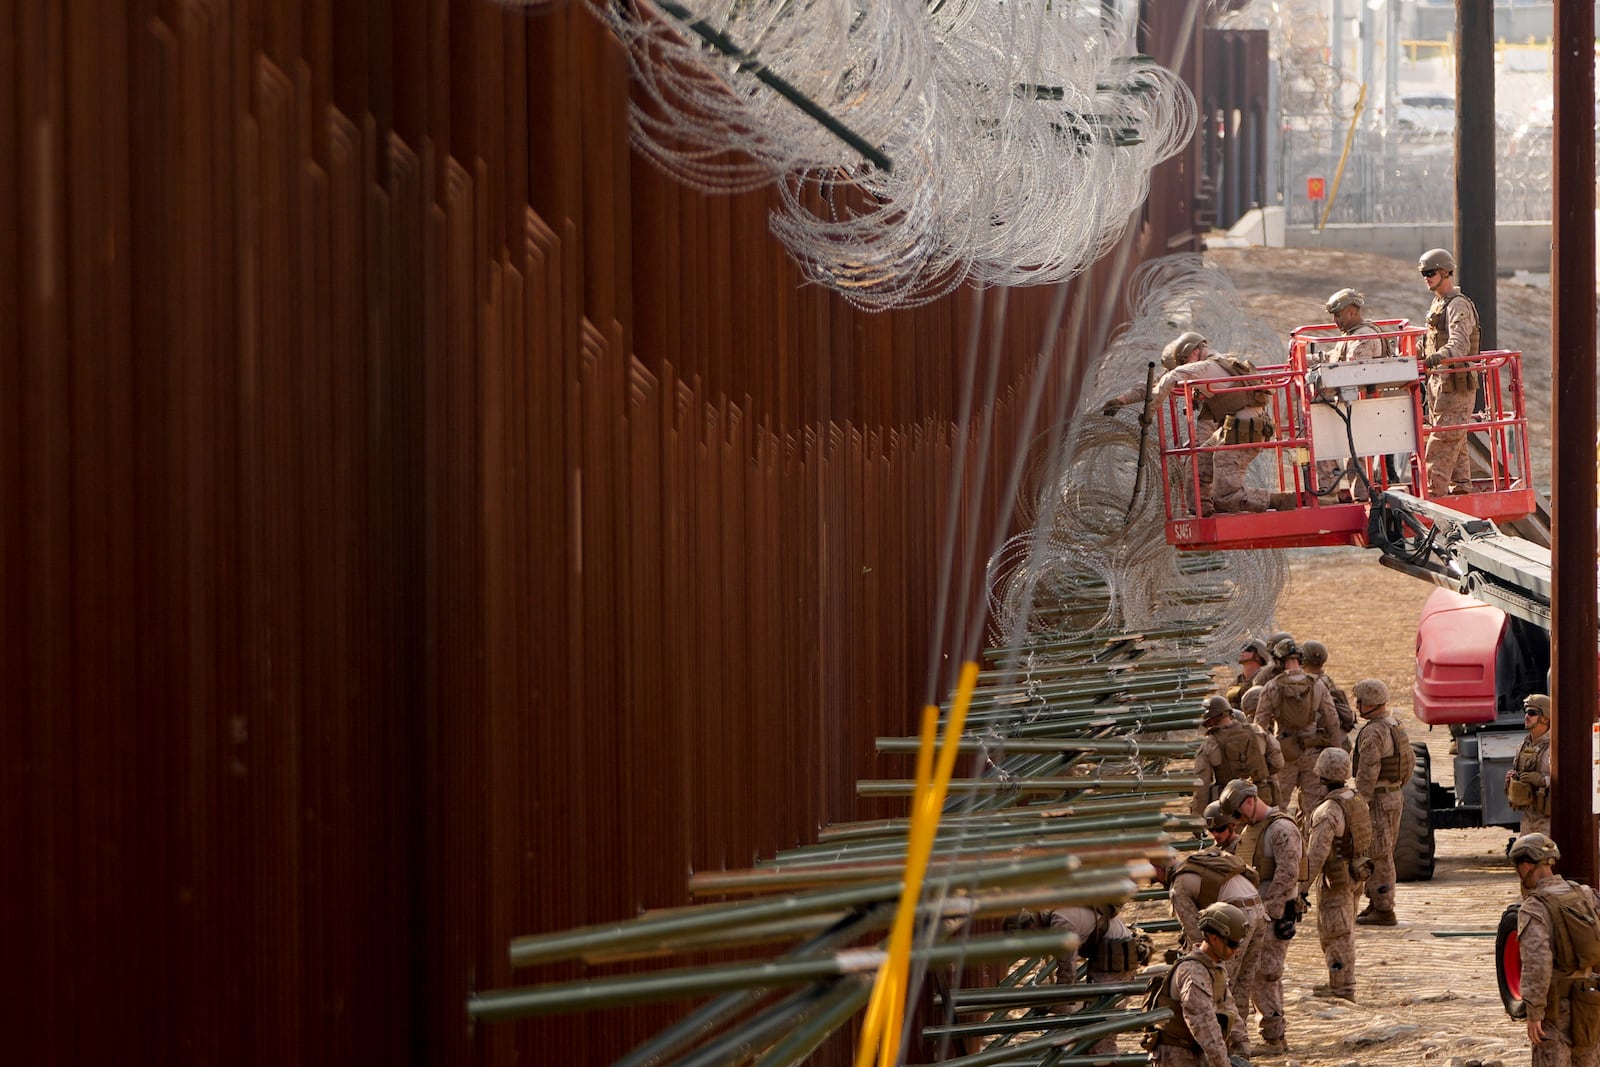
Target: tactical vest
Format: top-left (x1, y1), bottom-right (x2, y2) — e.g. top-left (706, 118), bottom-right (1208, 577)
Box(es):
top-left (1527, 880), bottom-right (1600, 976)
top-left (1510, 734), bottom-right (1551, 815)
top-left (1271, 672), bottom-right (1320, 736)
top-left (1319, 787), bottom-right (1374, 889)
top-left (1355, 718), bottom-right (1415, 790)
top-left (1238, 810), bottom-right (1299, 883)
top-left (1352, 321), bottom-right (1397, 359)
top-left (1200, 355), bottom-right (1273, 419)
top-left (1425, 292), bottom-right (1480, 394)
top-left (1174, 848), bottom-right (1260, 907)
top-left (1205, 722), bottom-right (1271, 798)
top-left (1150, 952), bottom-right (1233, 1050)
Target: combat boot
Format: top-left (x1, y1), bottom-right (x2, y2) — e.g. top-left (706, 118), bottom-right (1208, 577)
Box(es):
top-left (1355, 910), bottom-right (1397, 927)
top-left (1312, 985), bottom-right (1356, 1001)
top-left (1267, 491), bottom-right (1298, 511)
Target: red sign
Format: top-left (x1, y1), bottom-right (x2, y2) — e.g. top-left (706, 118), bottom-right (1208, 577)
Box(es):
top-left (1307, 176), bottom-right (1327, 201)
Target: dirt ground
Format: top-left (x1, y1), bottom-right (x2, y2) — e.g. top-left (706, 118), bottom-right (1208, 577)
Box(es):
top-left (1137, 248), bottom-right (1555, 1065)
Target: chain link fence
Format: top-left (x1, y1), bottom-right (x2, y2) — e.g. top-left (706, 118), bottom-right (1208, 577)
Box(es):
top-left (1278, 119), bottom-right (1554, 227)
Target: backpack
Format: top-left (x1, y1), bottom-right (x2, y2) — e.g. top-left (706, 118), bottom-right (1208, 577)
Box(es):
top-left (1272, 673), bottom-right (1318, 734)
top-left (1173, 847), bottom-right (1260, 907)
top-left (1332, 789), bottom-right (1374, 882)
top-left (1530, 881), bottom-right (1600, 974)
top-left (1208, 722), bottom-right (1271, 795)
top-left (1203, 355), bottom-right (1274, 417)
top-left (1320, 676), bottom-right (1355, 735)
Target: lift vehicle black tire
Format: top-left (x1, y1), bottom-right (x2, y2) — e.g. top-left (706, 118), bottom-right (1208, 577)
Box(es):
top-left (1497, 902), bottom-right (1526, 1019)
top-left (1394, 742), bottom-right (1436, 882)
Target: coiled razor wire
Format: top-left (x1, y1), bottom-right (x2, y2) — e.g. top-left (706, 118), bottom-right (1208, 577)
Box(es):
top-left (985, 252), bottom-right (1288, 666)
top-left (495, 0), bottom-right (1197, 310)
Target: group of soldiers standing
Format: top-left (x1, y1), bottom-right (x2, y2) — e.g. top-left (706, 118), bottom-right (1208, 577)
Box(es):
top-left (1146, 631), bottom-right (1415, 1064)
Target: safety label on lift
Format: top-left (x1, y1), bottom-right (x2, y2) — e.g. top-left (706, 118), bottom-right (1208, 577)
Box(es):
top-left (1593, 722), bottom-right (1600, 815)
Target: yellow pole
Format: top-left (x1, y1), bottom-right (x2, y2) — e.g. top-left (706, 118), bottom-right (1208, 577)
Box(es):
top-left (855, 661), bottom-right (980, 1067)
top-left (1318, 84), bottom-right (1368, 233)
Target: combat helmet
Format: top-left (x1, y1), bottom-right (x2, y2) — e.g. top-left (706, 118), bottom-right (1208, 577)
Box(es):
top-left (1314, 746), bottom-right (1352, 782)
top-left (1201, 694), bottom-right (1233, 724)
top-left (1419, 248), bottom-right (1457, 274)
top-left (1524, 693), bottom-right (1552, 720)
top-left (1217, 778), bottom-right (1258, 818)
top-left (1265, 631), bottom-right (1294, 659)
top-left (1351, 678), bottom-right (1390, 709)
top-left (1161, 331), bottom-right (1208, 371)
top-left (1202, 800), bottom-right (1236, 834)
top-left (1300, 640), bottom-right (1329, 668)
top-left (1272, 637), bottom-right (1301, 663)
top-left (1510, 832), bottom-right (1560, 865)
top-left (1325, 288), bottom-right (1364, 315)
top-left (1198, 901), bottom-right (1250, 942)
top-left (1240, 685), bottom-right (1266, 716)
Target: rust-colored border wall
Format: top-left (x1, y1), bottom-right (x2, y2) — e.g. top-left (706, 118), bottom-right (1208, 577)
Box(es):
top-left (4, 1), bottom-right (1200, 1063)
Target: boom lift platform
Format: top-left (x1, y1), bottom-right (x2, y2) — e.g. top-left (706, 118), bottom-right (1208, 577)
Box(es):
top-left (1155, 321), bottom-right (1533, 551)
top-left (1145, 318), bottom-right (1548, 877)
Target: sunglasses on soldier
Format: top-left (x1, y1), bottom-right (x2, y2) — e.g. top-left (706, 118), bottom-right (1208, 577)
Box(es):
top-left (1421, 268), bottom-right (1442, 278)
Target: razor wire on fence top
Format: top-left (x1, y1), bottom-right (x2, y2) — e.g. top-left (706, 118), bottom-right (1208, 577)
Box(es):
top-left (499, 0), bottom-right (1198, 310)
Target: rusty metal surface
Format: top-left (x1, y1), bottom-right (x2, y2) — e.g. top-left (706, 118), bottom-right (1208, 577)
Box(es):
top-left (4, 1), bottom-right (1201, 1063)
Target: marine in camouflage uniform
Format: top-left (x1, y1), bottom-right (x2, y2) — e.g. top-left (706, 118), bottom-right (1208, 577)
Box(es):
top-left (1147, 902), bottom-right (1250, 1067)
top-left (1021, 904), bottom-right (1144, 1055)
top-left (1511, 834), bottom-right (1600, 1067)
top-left (1255, 641), bottom-right (1341, 816)
top-left (1352, 678), bottom-right (1414, 925)
top-left (1417, 248), bottom-right (1480, 497)
top-left (1311, 288), bottom-right (1388, 496)
top-left (1299, 640), bottom-right (1353, 751)
top-left (1192, 695), bottom-right (1273, 816)
top-left (1507, 694), bottom-right (1554, 836)
top-left (1301, 748), bottom-right (1369, 999)
top-left (1234, 700), bottom-right (1285, 809)
top-left (1249, 631), bottom-right (1295, 693)
top-left (1168, 805), bottom-right (1265, 1009)
top-left (1219, 778), bottom-right (1304, 1052)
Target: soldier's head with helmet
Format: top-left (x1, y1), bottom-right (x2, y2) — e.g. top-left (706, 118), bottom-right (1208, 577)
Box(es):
top-left (1523, 693), bottom-right (1552, 739)
top-left (1202, 799), bottom-right (1241, 849)
top-left (1300, 639), bottom-right (1330, 674)
top-left (1509, 831), bottom-right (1560, 891)
top-left (1197, 901), bottom-right (1250, 958)
top-left (1314, 745), bottom-right (1351, 787)
top-left (1161, 330), bottom-right (1209, 371)
top-left (1353, 678), bottom-right (1391, 720)
top-left (1201, 694), bottom-right (1233, 731)
top-left (1218, 777), bottom-right (1264, 823)
top-left (1419, 247), bottom-right (1458, 298)
top-left (1324, 288), bottom-right (1366, 332)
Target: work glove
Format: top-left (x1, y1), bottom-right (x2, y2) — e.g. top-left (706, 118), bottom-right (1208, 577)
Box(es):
top-left (1424, 352), bottom-right (1443, 370)
top-left (1296, 891), bottom-right (1311, 920)
top-left (1272, 912), bottom-right (1297, 941)
top-left (1100, 400), bottom-right (1122, 417)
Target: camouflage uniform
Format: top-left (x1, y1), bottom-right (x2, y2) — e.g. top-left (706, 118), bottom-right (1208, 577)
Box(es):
top-left (1192, 717), bottom-right (1272, 816)
top-left (1421, 289), bottom-right (1480, 496)
top-left (1046, 905), bottom-right (1141, 1055)
top-left (1354, 711), bottom-right (1413, 917)
top-left (1236, 809), bottom-right (1303, 1045)
top-left (1257, 667), bottom-right (1341, 815)
top-left (1114, 358), bottom-right (1224, 513)
top-left (1518, 879), bottom-right (1600, 1067)
top-left (1303, 790), bottom-right (1361, 997)
top-left (1149, 950), bottom-right (1245, 1067)
top-left (1311, 320), bottom-right (1387, 493)
top-left (1511, 732), bottom-right (1554, 836)
top-left (1170, 862), bottom-right (1267, 1008)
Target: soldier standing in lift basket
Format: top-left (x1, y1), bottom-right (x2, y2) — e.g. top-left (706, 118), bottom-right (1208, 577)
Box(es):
top-left (1417, 248), bottom-right (1480, 497)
